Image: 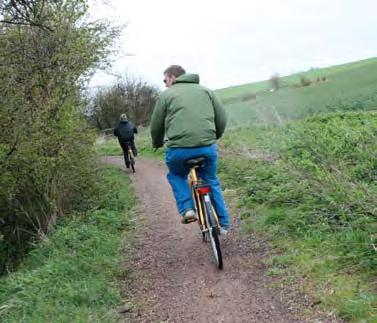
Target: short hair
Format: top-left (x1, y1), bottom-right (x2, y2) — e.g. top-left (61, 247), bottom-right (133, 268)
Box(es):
top-left (164, 65), bottom-right (186, 78)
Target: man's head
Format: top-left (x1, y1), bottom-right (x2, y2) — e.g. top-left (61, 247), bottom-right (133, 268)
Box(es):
top-left (163, 65), bottom-right (186, 88)
top-left (120, 113), bottom-right (128, 122)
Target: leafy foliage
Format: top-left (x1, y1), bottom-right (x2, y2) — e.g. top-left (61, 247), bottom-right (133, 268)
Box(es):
top-left (87, 76), bottom-right (160, 130)
top-left (0, 0), bottom-right (119, 272)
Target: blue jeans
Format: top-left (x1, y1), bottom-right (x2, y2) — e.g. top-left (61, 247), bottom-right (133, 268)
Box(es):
top-left (166, 144), bottom-right (230, 230)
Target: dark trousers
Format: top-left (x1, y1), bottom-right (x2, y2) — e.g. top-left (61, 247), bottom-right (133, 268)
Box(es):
top-left (119, 140), bottom-right (137, 167)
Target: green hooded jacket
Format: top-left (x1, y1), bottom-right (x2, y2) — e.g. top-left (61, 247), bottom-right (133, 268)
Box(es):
top-left (150, 73), bottom-right (227, 148)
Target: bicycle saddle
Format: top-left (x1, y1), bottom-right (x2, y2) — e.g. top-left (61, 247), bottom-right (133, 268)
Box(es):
top-left (186, 157), bottom-right (206, 167)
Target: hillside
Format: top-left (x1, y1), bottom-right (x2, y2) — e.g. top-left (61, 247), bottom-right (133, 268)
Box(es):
top-left (216, 57), bottom-right (377, 126)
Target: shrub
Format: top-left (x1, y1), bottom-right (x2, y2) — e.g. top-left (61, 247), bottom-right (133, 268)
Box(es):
top-left (300, 76), bottom-right (312, 86)
top-left (269, 74), bottom-right (281, 91)
top-left (0, 0), bottom-right (119, 273)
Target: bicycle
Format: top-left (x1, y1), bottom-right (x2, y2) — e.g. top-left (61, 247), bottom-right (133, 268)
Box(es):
top-left (187, 157), bottom-right (223, 270)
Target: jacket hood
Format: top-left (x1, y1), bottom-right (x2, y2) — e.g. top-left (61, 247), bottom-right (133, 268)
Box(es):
top-left (174, 73), bottom-right (200, 84)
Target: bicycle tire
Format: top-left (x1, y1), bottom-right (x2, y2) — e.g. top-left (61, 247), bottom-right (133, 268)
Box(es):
top-left (128, 150), bottom-right (135, 173)
top-left (203, 196), bottom-right (223, 269)
top-left (191, 187), bottom-right (206, 242)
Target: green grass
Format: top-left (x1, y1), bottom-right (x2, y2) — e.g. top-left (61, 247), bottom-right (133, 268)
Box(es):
top-left (95, 137), bottom-right (122, 156)
top-left (0, 166), bottom-right (136, 322)
top-left (96, 128), bottom-right (166, 160)
top-left (216, 57), bottom-right (377, 127)
top-left (219, 111), bottom-right (377, 322)
top-left (216, 57), bottom-right (377, 100)
top-left (217, 58), bottom-right (377, 320)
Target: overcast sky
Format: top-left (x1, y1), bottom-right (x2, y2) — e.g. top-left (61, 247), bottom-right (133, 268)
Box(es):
top-left (89, 0), bottom-right (377, 90)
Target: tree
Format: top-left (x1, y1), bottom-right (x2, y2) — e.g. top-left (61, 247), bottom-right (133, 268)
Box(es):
top-left (0, 0), bottom-right (120, 272)
top-left (88, 76), bottom-right (160, 130)
top-left (269, 73), bottom-right (281, 92)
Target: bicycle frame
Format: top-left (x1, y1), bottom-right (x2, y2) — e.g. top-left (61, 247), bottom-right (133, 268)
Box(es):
top-left (125, 142), bottom-right (135, 173)
top-left (189, 166), bottom-right (220, 231)
top-left (128, 147), bottom-right (134, 159)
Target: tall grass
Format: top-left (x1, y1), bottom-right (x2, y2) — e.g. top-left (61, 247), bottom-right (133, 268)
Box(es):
top-left (219, 111), bottom-right (377, 322)
top-left (0, 166), bottom-right (136, 322)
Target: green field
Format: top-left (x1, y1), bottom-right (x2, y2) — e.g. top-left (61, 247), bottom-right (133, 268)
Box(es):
top-left (216, 58), bottom-right (377, 322)
top-left (216, 57), bottom-right (377, 126)
top-left (219, 114), bottom-right (377, 321)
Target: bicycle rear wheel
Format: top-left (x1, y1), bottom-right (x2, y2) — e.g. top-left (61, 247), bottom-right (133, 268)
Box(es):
top-left (203, 196), bottom-right (223, 269)
top-left (129, 151), bottom-right (135, 173)
top-left (191, 187), bottom-right (206, 242)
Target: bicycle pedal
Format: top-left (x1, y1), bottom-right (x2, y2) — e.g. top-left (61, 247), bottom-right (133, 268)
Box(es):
top-left (181, 217), bottom-right (197, 224)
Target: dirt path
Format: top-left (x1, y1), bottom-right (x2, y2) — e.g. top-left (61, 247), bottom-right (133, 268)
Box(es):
top-left (102, 156), bottom-right (335, 323)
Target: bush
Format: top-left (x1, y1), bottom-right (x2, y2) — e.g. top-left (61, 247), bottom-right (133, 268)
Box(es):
top-left (269, 74), bottom-right (281, 91)
top-left (300, 76), bottom-right (312, 86)
top-left (241, 93), bottom-right (257, 101)
top-left (0, 0), bottom-right (119, 273)
top-left (87, 76), bottom-right (160, 130)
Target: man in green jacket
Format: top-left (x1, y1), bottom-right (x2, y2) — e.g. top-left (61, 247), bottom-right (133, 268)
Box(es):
top-left (150, 65), bottom-right (230, 233)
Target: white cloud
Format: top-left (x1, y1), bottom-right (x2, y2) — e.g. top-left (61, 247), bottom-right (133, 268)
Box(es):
top-left (89, 0), bottom-right (377, 89)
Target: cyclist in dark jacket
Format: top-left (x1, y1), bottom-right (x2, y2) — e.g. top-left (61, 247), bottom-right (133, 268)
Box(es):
top-left (114, 113), bottom-right (138, 168)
